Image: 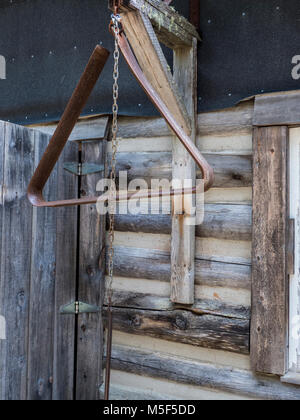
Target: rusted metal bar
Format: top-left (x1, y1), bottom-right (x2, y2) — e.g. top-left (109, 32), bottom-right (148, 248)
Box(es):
top-left (28, 26), bottom-right (213, 207)
top-left (27, 45), bottom-right (110, 207)
top-left (190, 0), bottom-right (200, 31)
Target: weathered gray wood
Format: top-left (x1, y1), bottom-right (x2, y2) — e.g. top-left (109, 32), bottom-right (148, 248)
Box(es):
top-left (170, 38), bottom-right (197, 304)
top-left (104, 307), bottom-right (249, 354)
top-left (34, 116), bottom-right (109, 142)
top-left (76, 140), bottom-right (106, 400)
top-left (287, 218), bottom-right (295, 276)
top-left (33, 101), bottom-right (254, 142)
top-left (26, 132), bottom-right (58, 400)
top-left (110, 246), bottom-right (251, 290)
top-left (121, 10), bottom-right (190, 133)
top-left (251, 126), bottom-right (289, 376)
top-left (108, 345), bottom-right (300, 400)
top-left (100, 383), bottom-right (177, 400)
top-left (112, 152), bottom-right (252, 188)
top-left (198, 101), bottom-right (254, 136)
top-left (253, 91), bottom-right (300, 126)
top-left (112, 0), bottom-right (200, 48)
top-left (0, 122), bottom-right (6, 398)
top-left (113, 204), bottom-right (252, 241)
top-left (106, 290), bottom-right (250, 320)
top-left (0, 123), bottom-right (35, 400)
top-left (52, 142), bottom-right (78, 400)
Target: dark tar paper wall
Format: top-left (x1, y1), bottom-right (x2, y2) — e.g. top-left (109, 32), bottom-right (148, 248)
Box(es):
top-left (0, 0), bottom-right (300, 125)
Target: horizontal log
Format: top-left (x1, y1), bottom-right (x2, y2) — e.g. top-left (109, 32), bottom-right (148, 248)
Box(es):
top-left (99, 383), bottom-right (178, 401)
top-left (253, 91), bottom-right (300, 126)
top-left (32, 102), bottom-right (253, 141)
top-left (116, 102), bottom-right (253, 138)
top-left (112, 152), bottom-right (252, 188)
top-left (104, 307), bottom-right (250, 354)
top-left (33, 116), bottom-right (109, 142)
top-left (110, 246), bottom-right (251, 290)
top-left (106, 290), bottom-right (250, 320)
top-left (107, 345), bottom-right (300, 400)
top-left (113, 204), bottom-right (252, 241)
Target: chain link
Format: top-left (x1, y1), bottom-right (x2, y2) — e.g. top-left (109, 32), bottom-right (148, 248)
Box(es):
top-left (107, 15), bottom-right (120, 306)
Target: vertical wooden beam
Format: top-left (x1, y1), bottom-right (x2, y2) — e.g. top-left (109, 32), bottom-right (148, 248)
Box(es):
top-left (76, 140), bottom-right (107, 400)
top-left (121, 10), bottom-right (190, 133)
top-left (251, 126), bottom-right (289, 376)
top-left (171, 39), bottom-right (197, 304)
top-left (26, 132), bottom-right (58, 400)
top-left (52, 142), bottom-right (78, 400)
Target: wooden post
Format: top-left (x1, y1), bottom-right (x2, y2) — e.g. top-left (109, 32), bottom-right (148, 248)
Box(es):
top-left (171, 40), bottom-right (198, 304)
top-left (251, 126), bottom-right (289, 376)
top-left (119, 7), bottom-right (198, 304)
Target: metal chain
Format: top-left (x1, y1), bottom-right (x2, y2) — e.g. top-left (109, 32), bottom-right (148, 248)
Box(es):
top-left (107, 14), bottom-right (121, 306)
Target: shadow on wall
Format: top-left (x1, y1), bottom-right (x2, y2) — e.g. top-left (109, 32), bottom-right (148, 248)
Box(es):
top-left (0, 55), bottom-right (6, 79)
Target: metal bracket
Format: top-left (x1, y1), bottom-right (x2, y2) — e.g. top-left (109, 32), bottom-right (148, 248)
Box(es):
top-left (63, 162), bottom-right (104, 176)
top-left (60, 301), bottom-right (100, 315)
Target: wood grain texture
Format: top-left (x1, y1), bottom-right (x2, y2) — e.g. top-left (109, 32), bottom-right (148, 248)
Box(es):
top-left (114, 0), bottom-right (200, 48)
top-left (0, 123), bottom-right (35, 400)
top-left (110, 246), bottom-right (251, 290)
top-left (251, 126), bottom-right (289, 376)
top-left (253, 91), bottom-right (300, 126)
top-left (113, 204), bottom-right (252, 241)
top-left (52, 142), bottom-right (78, 400)
top-left (111, 152), bottom-right (252, 188)
top-left (0, 122), bottom-right (5, 398)
top-left (76, 141), bottom-right (106, 400)
top-left (33, 101), bottom-right (254, 142)
top-left (100, 370), bottom-right (255, 400)
top-left (108, 345), bottom-right (300, 400)
top-left (171, 39), bottom-right (197, 304)
top-left (26, 132), bottom-right (57, 400)
top-left (106, 290), bottom-right (250, 320)
top-left (32, 116), bottom-right (109, 142)
top-left (121, 10), bottom-right (190, 132)
top-left (104, 307), bottom-right (249, 354)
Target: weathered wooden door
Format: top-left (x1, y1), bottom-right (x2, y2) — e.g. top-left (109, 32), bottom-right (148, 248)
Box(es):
top-left (0, 121), bottom-right (106, 400)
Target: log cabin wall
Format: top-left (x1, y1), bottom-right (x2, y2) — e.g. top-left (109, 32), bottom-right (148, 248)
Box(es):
top-left (104, 100), bottom-right (253, 400)
top-left (34, 99), bottom-right (300, 400)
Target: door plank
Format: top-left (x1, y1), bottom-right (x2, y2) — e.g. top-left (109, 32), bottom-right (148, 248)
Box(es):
top-left (76, 140), bottom-right (106, 400)
top-left (0, 123), bottom-right (35, 399)
top-left (26, 131), bottom-right (58, 400)
top-left (52, 142), bottom-right (78, 400)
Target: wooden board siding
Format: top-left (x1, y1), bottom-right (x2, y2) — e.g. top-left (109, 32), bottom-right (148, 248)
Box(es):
top-left (26, 131), bottom-right (58, 400)
top-left (251, 126), bottom-right (289, 376)
top-left (0, 122), bottom-right (107, 400)
top-left (0, 123), bottom-right (35, 400)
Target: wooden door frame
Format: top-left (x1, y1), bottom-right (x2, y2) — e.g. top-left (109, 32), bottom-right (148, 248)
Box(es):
top-left (251, 90), bottom-right (300, 381)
